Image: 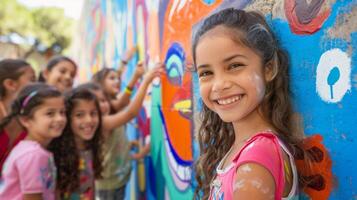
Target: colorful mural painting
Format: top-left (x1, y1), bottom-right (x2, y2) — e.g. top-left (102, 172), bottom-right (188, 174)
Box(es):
top-left (75, 0), bottom-right (357, 199)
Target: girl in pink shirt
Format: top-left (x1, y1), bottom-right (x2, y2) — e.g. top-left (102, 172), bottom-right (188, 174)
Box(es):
top-left (0, 59), bottom-right (36, 171)
top-left (192, 8), bottom-right (313, 200)
top-left (0, 83), bottom-right (66, 200)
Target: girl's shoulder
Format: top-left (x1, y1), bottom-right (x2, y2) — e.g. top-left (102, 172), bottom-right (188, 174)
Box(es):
top-left (237, 132), bottom-right (281, 158)
top-left (11, 140), bottom-right (51, 160)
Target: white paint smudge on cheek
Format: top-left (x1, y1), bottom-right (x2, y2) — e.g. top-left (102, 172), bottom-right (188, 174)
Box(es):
top-left (249, 73), bottom-right (266, 101)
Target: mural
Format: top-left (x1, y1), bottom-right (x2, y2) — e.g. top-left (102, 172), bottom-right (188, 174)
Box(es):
top-left (75, 0), bottom-right (357, 199)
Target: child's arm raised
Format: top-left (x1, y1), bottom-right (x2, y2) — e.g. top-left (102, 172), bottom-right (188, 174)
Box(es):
top-left (111, 62), bottom-right (145, 111)
top-left (102, 63), bottom-right (164, 133)
top-left (117, 46), bottom-right (137, 76)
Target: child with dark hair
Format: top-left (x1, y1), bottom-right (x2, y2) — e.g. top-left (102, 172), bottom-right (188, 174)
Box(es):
top-left (0, 58), bottom-right (36, 172)
top-left (0, 83), bottom-right (66, 200)
top-left (192, 8), bottom-right (313, 200)
top-left (48, 87), bottom-right (103, 199)
top-left (86, 62), bottom-right (163, 200)
top-left (39, 55), bottom-right (77, 93)
top-left (92, 47), bottom-right (140, 113)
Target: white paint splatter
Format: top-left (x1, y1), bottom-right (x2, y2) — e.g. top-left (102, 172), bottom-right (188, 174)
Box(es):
top-left (250, 178), bottom-right (263, 189)
top-left (253, 73), bottom-right (266, 101)
top-left (316, 48), bottom-right (351, 103)
top-left (145, 0), bottom-right (160, 12)
top-left (240, 165), bottom-right (252, 173)
top-left (169, 0), bottom-right (188, 22)
top-left (261, 187), bottom-right (270, 194)
top-left (233, 179), bottom-right (246, 191)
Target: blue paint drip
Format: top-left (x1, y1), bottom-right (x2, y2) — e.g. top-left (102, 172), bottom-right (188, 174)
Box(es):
top-left (202, 0), bottom-right (216, 5)
top-left (327, 67), bottom-right (340, 99)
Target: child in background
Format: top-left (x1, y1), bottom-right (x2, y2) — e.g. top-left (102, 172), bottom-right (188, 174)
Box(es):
top-left (91, 47), bottom-right (140, 113)
top-left (75, 82), bottom-right (129, 200)
top-left (86, 62), bottom-right (163, 200)
top-left (0, 83), bottom-right (66, 200)
top-left (48, 87), bottom-right (103, 200)
top-left (192, 8), bottom-right (310, 200)
top-left (39, 55), bottom-right (77, 93)
top-left (0, 59), bottom-right (36, 171)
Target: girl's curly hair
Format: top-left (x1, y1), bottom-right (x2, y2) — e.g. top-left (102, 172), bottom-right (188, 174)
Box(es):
top-left (48, 87), bottom-right (103, 193)
top-left (192, 8), bottom-right (312, 199)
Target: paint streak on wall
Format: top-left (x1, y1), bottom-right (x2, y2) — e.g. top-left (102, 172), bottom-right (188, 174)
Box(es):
top-left (75, 0), bottom-right (357, 199)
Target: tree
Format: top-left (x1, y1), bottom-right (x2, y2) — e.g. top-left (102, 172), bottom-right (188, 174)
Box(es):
top-left (0, 0), bottom-right (74, 58)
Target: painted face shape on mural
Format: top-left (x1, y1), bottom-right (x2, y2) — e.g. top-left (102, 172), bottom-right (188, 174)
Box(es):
top-left (44, 60), bottom-right (76, 92)
top-left (103, 70), bottom-right (120, 97)
top-left (195, 26), bottom-right (268, 123)
top-left (70, 99), bottom-right (99, 147)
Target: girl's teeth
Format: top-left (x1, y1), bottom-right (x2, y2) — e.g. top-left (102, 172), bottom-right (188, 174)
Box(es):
top-left (217, 95), bottom-right (241, 105)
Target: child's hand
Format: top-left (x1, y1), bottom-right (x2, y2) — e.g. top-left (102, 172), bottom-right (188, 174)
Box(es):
top-left (134, 61), bottom-right (146, 78)
top-left (129, 140), bottom-right (139, 149)
top-left (143, 62), bottom-right (165, 82)
top-left (131, 150), bottom-right (145, 160)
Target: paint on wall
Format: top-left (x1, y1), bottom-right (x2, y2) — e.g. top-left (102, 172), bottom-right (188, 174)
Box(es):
top-left (76, 0), bottom-right (357, 199)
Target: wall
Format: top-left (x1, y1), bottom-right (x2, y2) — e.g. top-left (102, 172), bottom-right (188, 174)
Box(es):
top-left (75, 0), bottom-right (357, 199)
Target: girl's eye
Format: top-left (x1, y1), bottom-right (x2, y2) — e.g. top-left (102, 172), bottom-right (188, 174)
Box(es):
top-left (91, 111), bottom-right (98, 117)
top-left (47, 112), bottom-right (54, 117)
top-left (198, 71), bottom-right (212, 77)
top-left (228, 63), bottom-right (244, 70)
top-left (75, 113), bottom-right (83, 118)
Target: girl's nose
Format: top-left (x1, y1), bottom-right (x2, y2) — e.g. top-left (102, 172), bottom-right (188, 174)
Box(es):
top-left (64, 73), bottom-right (72, 80)
top-left (56, 113), bottom-right (67, 123)
top-left (212, 77), bottom-right (232, 92)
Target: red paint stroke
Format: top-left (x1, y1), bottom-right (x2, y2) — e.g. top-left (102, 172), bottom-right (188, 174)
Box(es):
top-left (295, 134), bottom-right (333, 199)
top-left (171, 80), bottom-right (192, 119)
top-left (138, 108), bottom-right (150, 137)
top-left (285, 0), bottom-right (330, 34)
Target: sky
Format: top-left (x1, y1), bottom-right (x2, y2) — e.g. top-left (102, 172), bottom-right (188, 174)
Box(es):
top-left (17, 0), bottom-right (84, 20)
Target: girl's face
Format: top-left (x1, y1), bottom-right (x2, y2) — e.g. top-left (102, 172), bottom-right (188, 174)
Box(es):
top-left (195, 27), bottom-right (268, 123)
top-left (21, 96), bottom-right (67, 144)
top-left (44, 61), bottom-right (76, 92)
top-left (103, 71), bottom-right (120, 97)
top-left (71, 100), bottom-right (99, 145)
top-left (6, 66), bottom-right (36, 98)
top-left (15, 66), bottom-right (36, 92)
top-left (92, 90), bottom-right (110, 116)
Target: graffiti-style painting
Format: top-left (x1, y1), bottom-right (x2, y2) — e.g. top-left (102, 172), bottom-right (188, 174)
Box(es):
top-left (76, 0), bottom-right (357, 199)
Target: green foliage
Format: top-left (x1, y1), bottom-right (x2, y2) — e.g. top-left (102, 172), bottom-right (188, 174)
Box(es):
top-left (0, 0), bottom-right (74, 53)
top-left (0, 0), bottom-right (34, 36)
